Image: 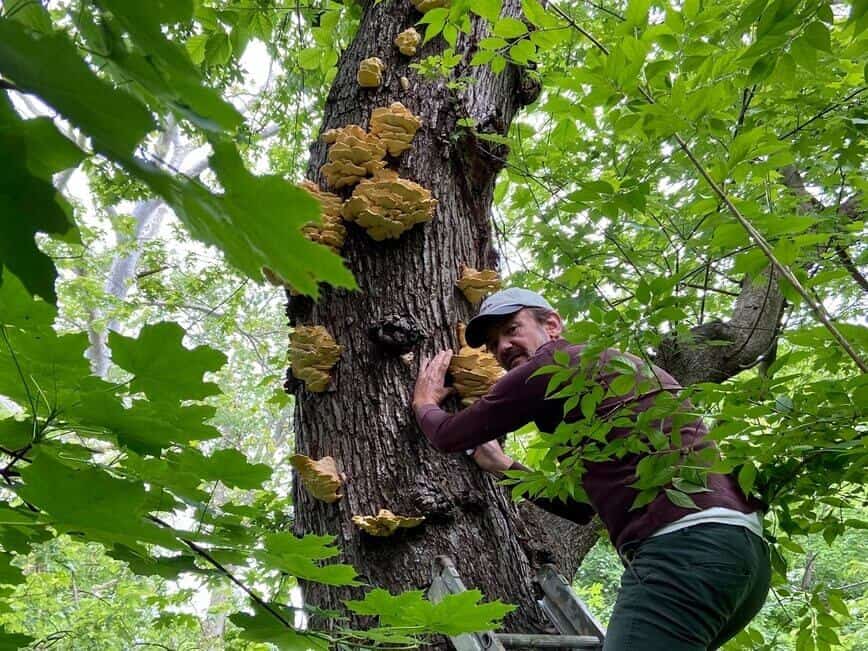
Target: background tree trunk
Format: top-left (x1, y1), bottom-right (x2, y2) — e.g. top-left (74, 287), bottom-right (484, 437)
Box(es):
top-left (288, 0), bottom-right (596, 642)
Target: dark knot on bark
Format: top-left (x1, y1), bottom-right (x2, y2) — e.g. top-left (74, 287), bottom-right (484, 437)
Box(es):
top-left (367, 314), bottom-right (426, 354)
top-left (286, 292), bottom-right (314, 326)
top-left (654, 320), bottom-right (736, 385)
top-left (411, 484), bottom-right (454, 520)
top-left (518, 70), bottom-right (542, 106)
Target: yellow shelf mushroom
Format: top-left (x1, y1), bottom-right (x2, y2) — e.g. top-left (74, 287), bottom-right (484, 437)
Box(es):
top-left (357, 56), bottom-right (385, 88)
top-left (370, 102), bottom-right (423, 157)
top-left (352, 509), bottom-right (425, 536)
top-left (449, 324), bottom-right (504, 406)
top-left (395, 27), bottom-right (422, 56)
top-left (298, 180), bottom-right (347, 253)
top-left (342, 170), bottom-right (437, 241)
top-left (289, 454), bottom-right (343, 503)
top-left (289, 325), bottom-right (342, 392)
top-left (320, 125), bottom-right (387, 189)
top-left (456, 266), bottom-right (502, 304)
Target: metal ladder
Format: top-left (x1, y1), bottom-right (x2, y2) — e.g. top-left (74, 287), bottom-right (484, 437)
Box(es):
top-left (428, 556), bottom-right (606, 650)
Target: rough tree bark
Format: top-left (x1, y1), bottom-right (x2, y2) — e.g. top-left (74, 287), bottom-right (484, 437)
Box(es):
top-left (289, 0), bottom-right (596, 641)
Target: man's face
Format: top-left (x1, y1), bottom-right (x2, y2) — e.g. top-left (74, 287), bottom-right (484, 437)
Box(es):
top-left (484, 309), bottom-right (562, 371)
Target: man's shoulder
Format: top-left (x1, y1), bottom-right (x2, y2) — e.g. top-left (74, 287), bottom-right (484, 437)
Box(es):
top-left (530, 339), bottom-right (585, 365)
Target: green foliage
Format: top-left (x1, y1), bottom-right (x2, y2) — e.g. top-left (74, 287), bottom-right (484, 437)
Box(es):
top-left (0, 5), bottom-right (355, 298)
top-left (346, 588), bottom-right (516, 636)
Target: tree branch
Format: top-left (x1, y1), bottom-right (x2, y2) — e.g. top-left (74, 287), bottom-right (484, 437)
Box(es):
top-left (835, 245), bottom-right (868, 293)
top-left (553, 9), bottom-right (867, 376)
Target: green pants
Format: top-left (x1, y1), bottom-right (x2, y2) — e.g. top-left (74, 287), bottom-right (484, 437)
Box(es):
top-left (604, 523), bottom-right (771, 650)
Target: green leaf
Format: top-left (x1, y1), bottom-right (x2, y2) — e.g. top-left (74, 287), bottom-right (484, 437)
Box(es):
top-left (2, 0), bottom-right (52, 32)
top-left (0, 552), bottom-right (23, 585)
top-left (18, 453), bottom-right (180, 550)
top-left (625, 0), bottom-right (651, 27)
top-left (346, 588), bottom-right (515, 636)
top-left (803, 21), bottom-right (832, 52)
top-left (0, 269), bottom-right (57, 330)
top-left (479, 36), bottom-right (509, 50)
top-left (630, 487), bottom-right (658, 510)
top-left (522, 0), bottom-right (555, 28)
top-left (0, 627), bottom-right (33, 651)
top-left (230, 605), bottom-right (329, 650)
top-left (205, 31), bottom-right (232, 66)
top-left (257, 533), bottom-right (359, 586)
top-left (471, 50), bottom-right (496, 66)
top-left (126, 141), bottom-right (356, 295)
top-left (174, 448), bottom-right (271, 490)
top-left (509, 39), bottom-right (536, 64)
top-left (672, 478), bottom-right (712, 494)
top-left (493, 17), bottom-right (528, 39)
top-left (789, 35), bottom-right (816, 70)
top-left (471, 0), bottom-right (502, 22)
top-left (186, 33), bottom-right (209, 65)
top-left (298, 47), bottom-right (321, 70)
top-left (0, 417), bottom-right (33, 450)
top-left (109, 545), bottom-right (203, 579)
top-left (6, 114), bottom-right (85, 179)
top-left (0, 97), bottom-right (81, 303)
top-left (0, 310), bottom-right (99, 412)
top-left (418, 8), bottom-right (448, 43)
top-left (711, 223), bottom-right (749, 249)
top-left (664, 488), bottom-right (700, 510)
top-left (72, 394), bottom-right (221, 455)
top-left (826, 592), bottom-right (849, 618)
top-left (609, 374), bottom-right (635, 396)
top-left (0, 21), bottom-right (155, 157)
top-left (747, 56), bottom-right (775, 84)
top-left (580, 392), bottom-right (599, 419)
top-left (108, 322), bottom-right (225, 401)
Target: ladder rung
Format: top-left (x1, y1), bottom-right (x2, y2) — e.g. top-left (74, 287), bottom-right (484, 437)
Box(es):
top-left (495, 633), bottom-right (602, 648)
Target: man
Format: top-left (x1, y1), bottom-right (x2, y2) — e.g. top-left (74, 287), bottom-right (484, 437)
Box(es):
top-left (413, 288), bottom-right (770, 650)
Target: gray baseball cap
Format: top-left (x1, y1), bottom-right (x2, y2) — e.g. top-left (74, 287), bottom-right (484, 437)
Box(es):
top-left (465, 288), bottom-right (553, 348)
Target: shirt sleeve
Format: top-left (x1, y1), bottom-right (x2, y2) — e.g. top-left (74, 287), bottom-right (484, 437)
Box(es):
top-left (508, 461), bottom-right (595, 525)
top-left (414, 354), bottom-right (553, 453)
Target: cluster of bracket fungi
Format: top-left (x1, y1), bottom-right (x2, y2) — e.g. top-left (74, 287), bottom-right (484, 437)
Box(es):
top-left (449, 324), bottom-right (505, 406)
top-left (456, 265), bottom-right (502, 304)
top-left (289, 1), bottom-right (507, 536)
top-left (289, 325), bottom-right (343, 393)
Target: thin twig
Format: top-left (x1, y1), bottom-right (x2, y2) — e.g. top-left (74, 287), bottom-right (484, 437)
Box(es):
top-left (778, 87), bottom-right (868, 140)
top-left (147, 515), bottom-right (330, 645)
top-left (835, 245), bottom-right (868, 293)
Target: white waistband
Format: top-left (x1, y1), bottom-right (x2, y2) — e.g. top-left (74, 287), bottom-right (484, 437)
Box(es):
top-left (649, 507), bottom-right (764, 540)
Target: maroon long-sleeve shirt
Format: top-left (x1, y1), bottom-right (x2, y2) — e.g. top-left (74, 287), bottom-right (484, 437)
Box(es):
top-left (415, 338), bottom-right (760, 551)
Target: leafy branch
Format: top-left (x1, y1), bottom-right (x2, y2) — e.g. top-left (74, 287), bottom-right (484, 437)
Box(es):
top-left (547, 2), bottom-right (868, 374)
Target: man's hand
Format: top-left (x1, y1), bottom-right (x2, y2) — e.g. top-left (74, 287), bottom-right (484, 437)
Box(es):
top-left (413, 350), bottom-right (455, 409)
top-left (471, 440), bottom-right (514, 474)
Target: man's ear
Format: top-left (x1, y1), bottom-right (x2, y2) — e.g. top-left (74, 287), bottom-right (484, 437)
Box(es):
top-left (544, 312), bottom-right (563, 340)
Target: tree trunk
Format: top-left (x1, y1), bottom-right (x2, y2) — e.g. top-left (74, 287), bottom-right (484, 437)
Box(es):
top-left (289, 1), bottom-right (595, 641)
